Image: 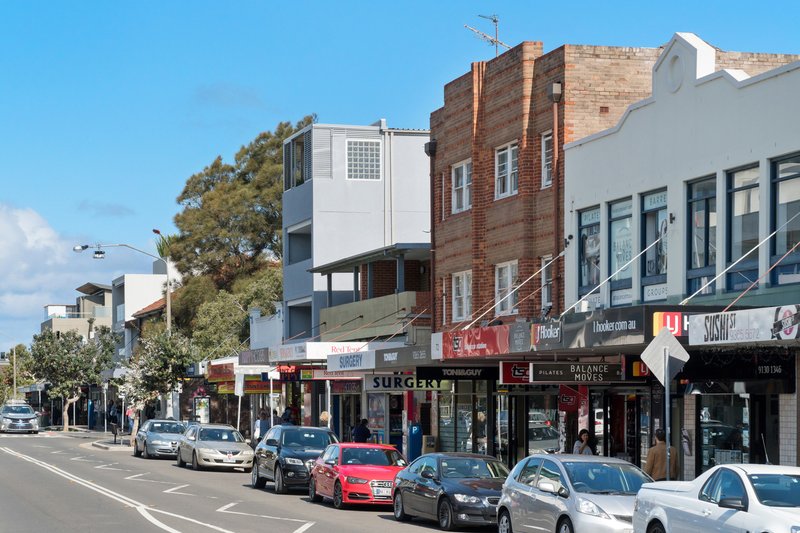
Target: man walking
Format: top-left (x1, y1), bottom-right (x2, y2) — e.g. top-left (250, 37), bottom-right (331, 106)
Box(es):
top-left (644, 428), bottom-right (679, 481)
top-left (351, 418), bottom-right (371, 443)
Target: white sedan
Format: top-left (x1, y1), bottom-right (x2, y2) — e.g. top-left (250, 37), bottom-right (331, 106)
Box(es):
top-left (633, 464), bottom-right (800, 533)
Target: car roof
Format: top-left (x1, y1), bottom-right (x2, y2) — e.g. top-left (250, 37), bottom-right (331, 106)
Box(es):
top-left (337, 443), bottom-right (397, 450)
top-left (147, 419), bottom-right (183, 424)
top-left (728, 464), bottom-right (800, 475)
top-left (423, 452), bottom-right (499, 460)
top-left (531, 454), bottom-right (635, 465)
top-left (3, 400), bottom-right (31, 406)
top-left (196, 423), bottom-right (236, 430)
top-left (280, 426), bottom-right (331, 431)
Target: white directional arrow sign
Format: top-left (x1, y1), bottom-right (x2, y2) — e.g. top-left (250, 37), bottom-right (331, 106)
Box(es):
top-left (641, 327), bottom-right (691, 387)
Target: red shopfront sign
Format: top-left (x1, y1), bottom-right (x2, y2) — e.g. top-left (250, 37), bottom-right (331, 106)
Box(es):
top-left (500, 361), bottom-right (530, 384)
top-left (443, 326), bottom-right (510, 359)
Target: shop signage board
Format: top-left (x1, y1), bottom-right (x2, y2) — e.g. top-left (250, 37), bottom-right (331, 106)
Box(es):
top-left (530, 322), bottom-right (562, 350)
top-left (332, 380), bottom-right (362, 394)
top-left (500, 361), bottom-right (530, 384)
top-left (374, 346), bottom-right (432, 369)
top-left (529, 362), bottom-right (623, 383)
top-left (207, 363), bottom-right (234, 382)
top-left (306, 369), bottom-right (363, 380)
top-left (269, 343), bottom-right (308, 362)
top-left (327, 351), bottom-right (376, 371)
top-left (509, 323), bottom-right (532, 352)
top-left (217, 381), bottom-right (281, 395)
top-left (561, 307), bottom-right (645, 349)
top-left (688, 305), bottom-right (800, 345)
top-left (442, 325), bottom-right (510, 359)
top-left (365, 375), bottom-right (450, 391)
top-left (417, 366), bottom-right (499, 381)
top-left (239, 348), bottom-right (270, 365)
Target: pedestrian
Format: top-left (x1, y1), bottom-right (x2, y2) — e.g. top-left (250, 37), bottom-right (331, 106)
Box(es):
top-left (352, 418), bottom-right (371, 443)
top-left (644, 428), bottom-right (679, 481)
top-left (126, 406), bottom-right (134, 433)
top-left (319, 411), bottom-right (330, 428)
top-left (572, 429), bottom-right (594, 455)
top-left (107, 400), bottom-right (118, 425)
top-left (270, 409), bottom-right (281, 427)
top-left (281, 407), bottom-right (294, 425)
top-left (252, 410), bottom-right (270, 447)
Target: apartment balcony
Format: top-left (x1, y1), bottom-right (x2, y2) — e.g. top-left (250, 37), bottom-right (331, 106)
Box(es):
top-left (319, 291), bottom-right (431, 343)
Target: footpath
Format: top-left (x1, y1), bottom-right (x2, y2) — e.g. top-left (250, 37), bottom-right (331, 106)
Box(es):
top-left (49, 425), bottom-right (133, 451)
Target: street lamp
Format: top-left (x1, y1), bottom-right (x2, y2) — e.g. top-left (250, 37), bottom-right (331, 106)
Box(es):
top-left (73, 243), bottom-right (171, 333)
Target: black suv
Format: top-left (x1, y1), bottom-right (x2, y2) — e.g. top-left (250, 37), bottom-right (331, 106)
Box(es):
top-left (251, 425), bottom-right (338, 493)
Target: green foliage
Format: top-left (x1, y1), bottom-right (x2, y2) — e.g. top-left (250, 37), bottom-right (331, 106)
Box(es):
top-left (190, 266), bottom-right (282, 358)
top-left (0, 344), bottom-right (33, 405)
top-left (170, 116), bottom-right (313, 289)
top-left (155, 232), bottom-right (177, 259)
top-left (171, 275), bottom-right (218, 332)
top-left (120, 329), bottom-right (198, 407)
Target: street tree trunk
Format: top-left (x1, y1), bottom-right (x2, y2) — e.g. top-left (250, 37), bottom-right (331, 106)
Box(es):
top-left (62, 394), bottom-right (80, 433)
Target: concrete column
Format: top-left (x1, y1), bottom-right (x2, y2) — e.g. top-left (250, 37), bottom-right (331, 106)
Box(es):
top-left (396, 254), bottom-right (405, 293)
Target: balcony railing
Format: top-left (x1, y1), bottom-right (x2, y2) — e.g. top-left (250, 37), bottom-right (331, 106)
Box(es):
top-left (319, 291), bottom-right (431, 342)
top-left (45, 307), bottom-right (111, 320)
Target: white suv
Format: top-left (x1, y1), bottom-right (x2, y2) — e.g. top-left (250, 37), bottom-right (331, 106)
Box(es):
top-left (0, 400), bottom-right (39, 434)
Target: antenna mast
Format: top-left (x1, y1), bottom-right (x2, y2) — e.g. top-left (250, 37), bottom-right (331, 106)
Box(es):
top-left (465, 14), bottom-right (511, 57)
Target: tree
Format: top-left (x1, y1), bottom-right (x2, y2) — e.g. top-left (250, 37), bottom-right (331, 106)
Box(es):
top-left (0, 344), bottom-right (33, 405)
top-left (170, 116), bottom-right (314, 289)
top-left (29, 328), bottom-right (116, 432)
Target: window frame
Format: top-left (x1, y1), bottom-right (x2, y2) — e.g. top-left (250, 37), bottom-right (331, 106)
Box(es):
top-left (495, 260), bottom-right (519, 316)
top-left (495, 142), bottom-right (519, 200)
top-left (541, 131), bottom-right (553, 189)
top-left (541, 256), bottom-right (553, 309)
top-left (608, 198), bottom-right (633, 305)
top-left (578, 207), bottom-right (601, 297)
top-left (640, 189), bottom-right (668, 300)
top-left (452, 270), bottom-right (472, 322)
top-left (451, 159), bottom-right (473, 214)
top-left (686, 176), bottom-right (717, 296)
top-left (726, 164), bottom-right (760, 291)
top-left (346, 139), bottom-right (382, 181)
top-left (770, 152), bottom-right (800, 286)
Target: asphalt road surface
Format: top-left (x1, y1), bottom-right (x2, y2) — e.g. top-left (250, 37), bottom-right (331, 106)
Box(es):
top-left (0, 431), bottom-right (494, 533)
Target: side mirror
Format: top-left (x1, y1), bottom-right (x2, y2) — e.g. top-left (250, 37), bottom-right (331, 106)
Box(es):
top-left (325, 459), bottom-right (336, 466)
top-left (558, 487), bottom-right (570, 499)
top-left (265, 438), bottom-right (278, 447)
top-left (421, 470), bottom-right (436, 480)
top-left (537, 480), bottom-right (557, 494)
top-left (718, 497), bottom-right (747, 512)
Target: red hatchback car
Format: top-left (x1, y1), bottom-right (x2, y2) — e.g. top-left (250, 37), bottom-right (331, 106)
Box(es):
top-left (309, 443), bottom-right (408, 509)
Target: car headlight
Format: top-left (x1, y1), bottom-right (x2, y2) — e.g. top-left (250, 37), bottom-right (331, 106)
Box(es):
top-left (241, 449), bottom-right (254, 456)
top-left (284, 457), bottom-right (303, 465)
top-left (346, 476), bottom-right (368, 484)
top-left (577, 497), bottom-right (610, 519)
top-left (453, 493), bottom-right (482, 504)
top-left (2, 418), bottom-right (12, 424)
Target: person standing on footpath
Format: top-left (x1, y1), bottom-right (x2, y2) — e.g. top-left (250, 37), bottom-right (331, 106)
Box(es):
top-left (352, 418), bottom-right (371, 443)
top-left (252, 410), bottom-right (270, 447)
top-left (644, 428), bottom-right (679, 481)
top-left (572, 429), bottom-right (594, 455)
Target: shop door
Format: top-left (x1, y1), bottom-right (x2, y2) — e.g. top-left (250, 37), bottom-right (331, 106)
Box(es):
top-left (601, 391), bottom-right (646, 467)
top-left (495, 394), bottom-right (516, 466)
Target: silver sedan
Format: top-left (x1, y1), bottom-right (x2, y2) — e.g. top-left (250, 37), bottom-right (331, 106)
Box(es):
top-left (176, 423), bottom-right (254, 472)
top-left (498, 454), bottom-right (651, 533)
top-left (133, 419), bottom-right (185, 459)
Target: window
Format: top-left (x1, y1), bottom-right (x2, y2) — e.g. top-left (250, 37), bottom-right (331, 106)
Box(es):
top-left (495, 260), bottom-right (519, 315)
top-left (727, 166), bottom-right (760, 290)
top-left (541, 132), bottom-right (553, 188)
top-left (609, 199), bottom-right (633, 306)
top-left (347, 139), bottom-right (381, 180)
top-left (537, 459), bottom-right (565, 492)
top-left (495, 142), bottom-right (519, 199)
top-left (687, 177), bottom-right (717, 295)
top-left (771, 153), bottom-right (800, 285)
top-left (452, 270), bottom-right (472, 322)
top-left (578, 207), bottom-right (601, 294)
top-left (541, 256), bottom-right (553, 309)
top-left (517, 457), bottom-right (543, 486)
top-left (641, 190), bottom-right (668, 301)
top-left (452, 160), bottom-right (473, 213)
top-left (283, 132), bottom-right (311, 189)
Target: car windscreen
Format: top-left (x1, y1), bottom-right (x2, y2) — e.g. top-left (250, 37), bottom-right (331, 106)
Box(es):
top-left (149, 422), bottom-right (184, 434)
top-left (562, 461), bottom-right (651, 495)
top-left (198, 428), bottom-right (243, 442)
top-left (2, 405), bottom-right (34, 415)
top-left (341, 447), bottom-right (407, 467)
top-left (529, 426), bottom-right (559, 441)
top-left (281, 429), bottom-right (334, 449)
top-left (749, 474), bottom-right (800, 507)
top-left (441, 457), bottom-right (510, 479)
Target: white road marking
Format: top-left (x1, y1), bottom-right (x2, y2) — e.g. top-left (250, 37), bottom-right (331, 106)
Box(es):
top-left (50, 450), bottom-right (65, 454)
top-left (0, 446), bottom-right (237, 532)
top-left (163, 483), bottom-right (195, 496)
top-left (70, 456), bottom-right (101, 462)
top-left (216, 502), bottom-right (315, 533)
top-left (125, 473), bottom-right (175, 484)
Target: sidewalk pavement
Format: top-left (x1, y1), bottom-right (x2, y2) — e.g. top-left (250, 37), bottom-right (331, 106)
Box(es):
top-left (47, 425), bottom-right (133, 450)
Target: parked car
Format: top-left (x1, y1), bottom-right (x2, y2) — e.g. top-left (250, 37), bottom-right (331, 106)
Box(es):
top-left (498, 454), bottom-right (651, 533)
top-left (528, 423), bottom-right (560, 454)
top-left (175, 423), bottom-right (253, 472)
top-left (133, 419), bottom-right (185, 459)
top-left (251, 425), bottom-right (338, 493)
top-left (393, 452), bottom-right (509, 530)
top-left (308, 443), bottom-right (407, 508)
top-left (0, 400), bottom-right (39, 434)
top-left (633, 463), bottom-right (800, 533)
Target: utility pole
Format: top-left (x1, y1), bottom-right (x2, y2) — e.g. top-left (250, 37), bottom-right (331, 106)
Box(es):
top-left (12, 346), bottom-right (16, 400)
top-left (465, 14), bottom-right (511, 57)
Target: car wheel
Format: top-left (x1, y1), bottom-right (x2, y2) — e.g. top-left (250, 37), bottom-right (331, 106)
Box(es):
top-left (308, 476), bottom-right (322, 502)
top-left (647, 521), bottom-right (666, 533)
top-left (142, 442), bottom-right (150, 459)
top-left (176, 451), bottom-right (185, 468)
top-left (333, 481), bottom-right (345, 509)
top-left (192, 452), bottom-right (202, 471)
top-left (393, 491), bottom-right (411, 521)
top-left (274, 465), bottom-right (287, 494)
top-left (133, 441), bottom-right (141, 457)
top-left (498, 510), bottom-right (513, 533)
top-left (557, 517), bottom-right (574, 533)
top-left (252, 461), bottom-right (266, 489)
top-left (438, 498), bottom-right (456, 531)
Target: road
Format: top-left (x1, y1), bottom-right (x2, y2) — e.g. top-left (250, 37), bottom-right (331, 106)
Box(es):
top-left (0, 432), bottom-right (494, 533)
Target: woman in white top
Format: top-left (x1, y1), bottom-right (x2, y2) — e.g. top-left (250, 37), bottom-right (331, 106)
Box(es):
top-left (572, 429), bottom-right (594, 455)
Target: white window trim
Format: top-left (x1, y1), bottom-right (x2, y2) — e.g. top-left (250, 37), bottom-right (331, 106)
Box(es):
top-left (541, 255), bottom-right (553, 308)
top-left (495, 142), bottom-right (519, 200)
top-left (346, 138), bottom-right (382, 181)
top-left (451, 159), bottom-right (473, 214)
top-left (541, 131), bottom-right (553, 189)
top-left (452, 270), bottom-right (472, 322)
top-left (495, 260), bottom-right (519, 316)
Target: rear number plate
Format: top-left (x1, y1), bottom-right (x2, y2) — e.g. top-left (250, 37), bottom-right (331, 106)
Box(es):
top-left (372, 487), bottom-right (391, 497)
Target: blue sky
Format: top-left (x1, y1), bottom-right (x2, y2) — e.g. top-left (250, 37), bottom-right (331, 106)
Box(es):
top-left (0, 0), bottom-right (798, 348)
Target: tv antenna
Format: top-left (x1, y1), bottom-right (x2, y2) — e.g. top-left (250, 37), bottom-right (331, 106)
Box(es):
top-left (465, 14), bottom-right (511, 57)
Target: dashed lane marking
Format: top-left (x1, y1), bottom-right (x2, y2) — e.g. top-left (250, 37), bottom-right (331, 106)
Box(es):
top-left (216, 502), bottom-right (315, 533)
